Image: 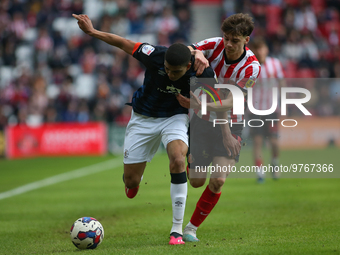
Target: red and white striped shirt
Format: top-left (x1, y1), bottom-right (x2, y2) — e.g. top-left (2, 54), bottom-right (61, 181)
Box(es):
top-left (252, 56), bottom-right (284, 111)
top-left (192, 37), bottom-right (261, 123)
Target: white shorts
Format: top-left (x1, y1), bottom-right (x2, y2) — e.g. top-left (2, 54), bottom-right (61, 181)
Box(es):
top-left (123, 110), bottom-right (189, 164)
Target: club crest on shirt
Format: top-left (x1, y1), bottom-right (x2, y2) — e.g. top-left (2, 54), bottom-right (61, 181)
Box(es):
top-left (245, 76), bottom-right (256, 88)
top-left (142, 44), bottom-right (155, 56)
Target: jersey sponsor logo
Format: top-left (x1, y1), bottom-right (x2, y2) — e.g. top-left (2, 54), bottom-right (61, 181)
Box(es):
top-left (166, 84), bottom-right (181, 94)
top-left (245, 76), bottom-right (256, 88)
top-left (142, 45), bottom-right (155, 56)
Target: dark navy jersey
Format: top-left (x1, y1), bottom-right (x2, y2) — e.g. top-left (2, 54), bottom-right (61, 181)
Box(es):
top-left (131, 42), bottom-right (215, 117)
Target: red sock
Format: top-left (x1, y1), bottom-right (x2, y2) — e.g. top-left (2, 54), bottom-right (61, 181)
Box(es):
top-left (255, 159), bottom-right (262, 167)
top-left (190, 185), bottom-right (221, 227)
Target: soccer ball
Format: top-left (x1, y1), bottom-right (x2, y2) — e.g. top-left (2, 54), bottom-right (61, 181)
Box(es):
top-left (70, 217), bottom-right (104, 249)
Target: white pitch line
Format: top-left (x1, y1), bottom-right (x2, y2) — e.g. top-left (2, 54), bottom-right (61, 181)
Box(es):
top-left (0, 157), bottom-right (123, 201)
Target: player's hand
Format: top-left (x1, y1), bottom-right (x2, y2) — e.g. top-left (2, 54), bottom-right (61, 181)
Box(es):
top-left (192, 50), bottom-right (209, 76)
top-left (72, 14), bottom-right (95, 35)
top-left (176, 94), bottom-right (190, 109)
top-left (223, 134), bottom-right (241, 158)
top-left (176, 92), bottom-right (201, 109)
top-left (189, 91), bottom-right (201, 109)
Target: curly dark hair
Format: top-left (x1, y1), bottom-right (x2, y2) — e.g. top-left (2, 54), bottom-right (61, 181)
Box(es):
top-left (221, 13), bottom-right (254, 37)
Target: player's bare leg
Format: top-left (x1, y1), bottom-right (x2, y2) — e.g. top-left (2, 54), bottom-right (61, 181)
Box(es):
top-left (123, 162), bottom-right (146, 198)
top-left (270, 136), bottom-right (280, 179)
top-left (166, 139), bottom-right (188, 245)
top-left (253, 134), bottom-right (265, 182)
top-left (184, 157), bottom-right (235, 242)
top-left (188, 167), bottom-right (207, 188)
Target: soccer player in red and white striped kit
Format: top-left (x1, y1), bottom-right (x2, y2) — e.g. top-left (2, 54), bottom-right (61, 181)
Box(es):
top-left (177, 13), bottom-right (261, 242)
top-left (248, 37), bottom-right (285, 183)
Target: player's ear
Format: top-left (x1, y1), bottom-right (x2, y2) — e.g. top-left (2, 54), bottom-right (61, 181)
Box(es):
top-left (245, 36), bottom-right (250, 45)
top-left (186, 61), bottom-right (192, 70)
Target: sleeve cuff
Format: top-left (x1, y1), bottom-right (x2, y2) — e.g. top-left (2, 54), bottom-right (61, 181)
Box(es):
top-left (132, 42), bottom-right (142, 55)
top-left (190, 44), bottom-right (197, 50)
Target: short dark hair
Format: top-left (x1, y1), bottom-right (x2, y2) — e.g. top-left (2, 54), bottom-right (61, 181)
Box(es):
top-left (221, 13), bottom-right (254, 37)
top-left (165, 43), bottom-right (191, 67)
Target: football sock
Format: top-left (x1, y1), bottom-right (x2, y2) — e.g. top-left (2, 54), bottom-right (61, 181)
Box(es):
top-left (190, 185), bottom-right (221, 227)
top-left (255, 159), bottom-right (265, 178)
top-left (271, 157), bottom-right (279, 166)
top-left (186, 221), bottom-right (198, 231)
top-left (170, 172), bottom-right (187, 235)
top-left (271, 157), bottom-right (280, 178)
top-left (255, 159), bottom-right (262, 167)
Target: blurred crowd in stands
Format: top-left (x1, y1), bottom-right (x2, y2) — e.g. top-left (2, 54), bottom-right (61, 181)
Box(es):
top-left (229, 0), bottom-right (340, 116)
top-left (0, 0), bottom-right (340, 132)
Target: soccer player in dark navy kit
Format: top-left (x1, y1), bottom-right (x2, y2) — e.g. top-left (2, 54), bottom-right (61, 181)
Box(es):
top-left (73, 14), bottom-right (215, 245)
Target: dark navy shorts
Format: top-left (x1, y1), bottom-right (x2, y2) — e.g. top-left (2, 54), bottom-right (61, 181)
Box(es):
top-left (187, 114), bottom-right (243, 169)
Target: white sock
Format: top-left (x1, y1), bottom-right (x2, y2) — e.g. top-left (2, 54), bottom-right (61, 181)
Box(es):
top-left (170, 182), bottom-right (187, 235)
top-left (272, 158), bottom-right (279, 166)
top-left (186, 221), bottom-right (198, 231)
top-left (257, 166), bottom-right (265, 178)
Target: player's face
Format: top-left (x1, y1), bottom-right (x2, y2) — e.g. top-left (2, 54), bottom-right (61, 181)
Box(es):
top-left (223, 33), bottom-right (250, 61)
top-left (164, 61), bottom-right (191, 81)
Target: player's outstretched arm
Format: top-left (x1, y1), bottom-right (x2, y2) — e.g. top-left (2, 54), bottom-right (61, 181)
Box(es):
top-left (205, 91), bottom-right (248, 112)
top-left (206, 91), bottom-right (233, 112)
top-left (176, 91), bottom-right (234, 111)
top-left (72, 14), bottom-right (136, 55)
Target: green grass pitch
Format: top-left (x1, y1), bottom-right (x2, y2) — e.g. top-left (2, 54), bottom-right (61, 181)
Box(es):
top-left (0, 147), bottom-right (339, 255)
